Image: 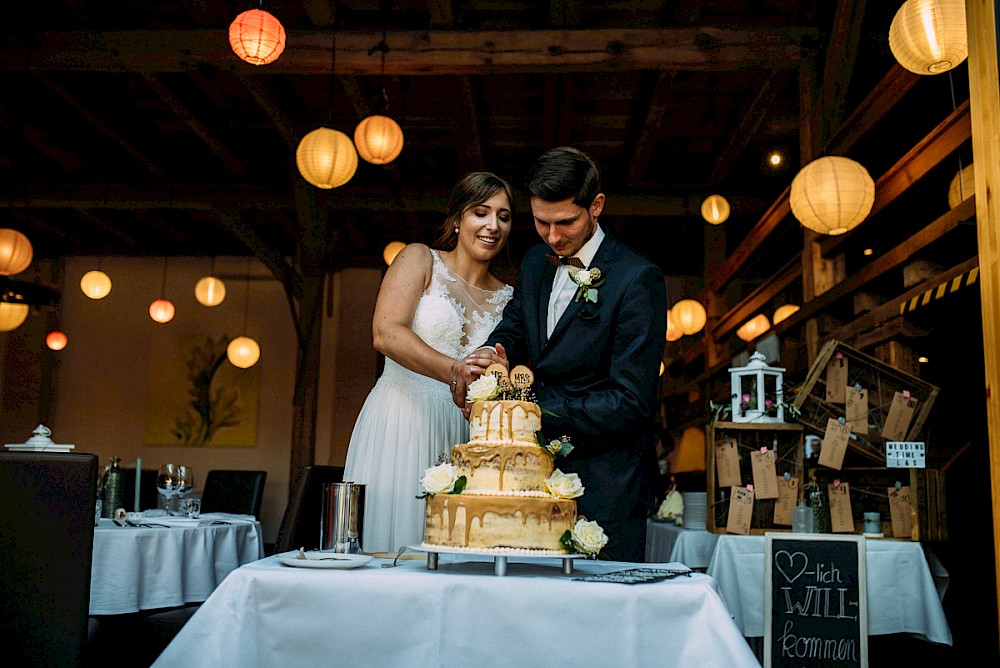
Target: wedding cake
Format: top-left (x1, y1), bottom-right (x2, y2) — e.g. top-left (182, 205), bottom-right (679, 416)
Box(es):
top-left (421, 366), bottom-right (607, 556)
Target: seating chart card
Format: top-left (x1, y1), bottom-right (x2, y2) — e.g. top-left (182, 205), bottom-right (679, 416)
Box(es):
top-left (825, 355), bottom-right (848, 403)
top-left (818, 418), bottom-right (851, 470)
top-left (845, 386), bottom-right (869, 435)
top-left (715, 437), bottom-right (741, 488)
top-left (750, 449), bottom-right (779, 499)
top-left (885, 441), bottom-right (925, 469)
top-left (574, 568), bottom-right (692, 585)
top-left (827, 482), bottom-right (854, 533)
top-left (882, 392), bottom-right (918, 441)
top-left (773, 476), bottom-right (798, 527)
top-left (726, 486), bottom-right (755, 535)
top-left (888, 486), bottom-right (914, 538)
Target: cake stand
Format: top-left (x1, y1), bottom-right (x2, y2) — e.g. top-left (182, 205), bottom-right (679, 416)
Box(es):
top-left (408, 545), bottom-right (587, 576)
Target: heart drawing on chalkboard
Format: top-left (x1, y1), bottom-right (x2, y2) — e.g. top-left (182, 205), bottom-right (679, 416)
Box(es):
top-left (774, 550), bottom-right (808, 583)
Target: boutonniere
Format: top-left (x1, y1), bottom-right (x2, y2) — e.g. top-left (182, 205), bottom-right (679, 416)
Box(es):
top-left (568, 266), bottom-right (605, 304)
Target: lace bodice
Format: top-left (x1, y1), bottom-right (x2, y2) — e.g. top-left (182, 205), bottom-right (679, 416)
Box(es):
top-left (379, 249), bottom-right (513, 395)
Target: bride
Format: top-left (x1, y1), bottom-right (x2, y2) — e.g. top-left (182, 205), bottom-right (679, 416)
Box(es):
top-left (343, 172), bottom-right (515, 553)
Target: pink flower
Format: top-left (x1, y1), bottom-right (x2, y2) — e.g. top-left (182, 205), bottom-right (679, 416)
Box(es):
top-left (741, 394), bottom-right (750, 403)
top-left (764, 399), bottom-right (774, 408)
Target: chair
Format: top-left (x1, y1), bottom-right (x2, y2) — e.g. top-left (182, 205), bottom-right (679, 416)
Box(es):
top-left (0, 451), bottom-right (98, 668)
top-left (120, 467), bottom-right (159, 512)
top-left (273, 465), bottom-right (344, 554)
top-left (198, 469), bottom-right (267, 517)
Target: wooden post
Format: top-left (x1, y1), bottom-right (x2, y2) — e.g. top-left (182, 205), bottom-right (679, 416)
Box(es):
top-left (966, 0), bottom-right (1000, 646)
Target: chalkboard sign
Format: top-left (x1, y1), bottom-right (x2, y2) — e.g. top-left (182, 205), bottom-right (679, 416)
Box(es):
top-left (764, 534), bottom-right (868, 668)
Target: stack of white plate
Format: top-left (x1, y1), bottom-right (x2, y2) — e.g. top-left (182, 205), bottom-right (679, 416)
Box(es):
top-left (681, 492), bottom-right (707, 530)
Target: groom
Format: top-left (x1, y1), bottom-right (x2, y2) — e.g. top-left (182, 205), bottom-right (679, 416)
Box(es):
top-left (451, 146), bottom-right (667, 562)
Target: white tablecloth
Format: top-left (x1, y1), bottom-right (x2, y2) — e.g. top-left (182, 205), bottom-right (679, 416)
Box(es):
top-left (706, 534), bottom-right (952, 645)
top-left (153, 552), bottom-right (761, 668)
top-left (90, 513), bottom-right (264, 615)
top-left (645, 519), bottom-right (720, 569)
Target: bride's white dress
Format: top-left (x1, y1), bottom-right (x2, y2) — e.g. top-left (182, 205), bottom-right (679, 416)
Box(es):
top-left (343, 249), bottom-right (513, 553)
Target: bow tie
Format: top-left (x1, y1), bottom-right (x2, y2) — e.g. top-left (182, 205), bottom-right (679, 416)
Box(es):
top-left (546, 254), bottom-right (585, 269)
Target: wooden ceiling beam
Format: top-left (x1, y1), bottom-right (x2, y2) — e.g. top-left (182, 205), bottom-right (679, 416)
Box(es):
top-left (6, 27), bottom-right (817, 75)
top-left (822, 0), bottom-right (866, 139)
top-left (35, 75), bottom-right (163, 176)
top-left (141, 73), bottom-right (246, 177)
top-left (626, 72), bottom-right (675, 187)
top-left (235, 71), bottom-right (301, 147)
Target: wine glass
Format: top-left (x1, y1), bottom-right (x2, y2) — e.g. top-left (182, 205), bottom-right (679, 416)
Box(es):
top-left (176, 465), bottom-right (194, 501)
top-left (156, 463), bottom-right (180, 513)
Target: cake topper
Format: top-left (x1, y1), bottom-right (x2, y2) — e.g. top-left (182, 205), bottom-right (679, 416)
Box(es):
top-left (509, 365), bottom-right (534, 389)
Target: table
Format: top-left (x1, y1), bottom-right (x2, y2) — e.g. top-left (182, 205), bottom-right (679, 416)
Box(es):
top-left (645, 519), bottom-right (720, 569)
top-left (90, 513), bottom-right (264, 615)
top-left (153, 553), bottom-right (762, 668)
top-left (706, 534), bottom-right (952, 645)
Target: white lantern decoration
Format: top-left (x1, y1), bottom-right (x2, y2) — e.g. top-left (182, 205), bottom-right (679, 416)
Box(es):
top-left (700, 194), bottom-right (730, 225)
top-left (729, 351), bottom-right (785, 423)
top-left (889, 0), bottom-right (967, 75)
top-left (735, 314), bottom-right (771, 342)
top-left (0, 302), bottom-right (29, 332)
top-left (80, 270), bottom-right (112, 300)
top-left (296, 127), bottom-right (359, 189)
top-left (227, 336), bottom-right (261, 369)
top-left (195, 276), bottom-right (226, 307)
top-left (790, 156), bottom-right (875, 236)
top-left (947, 162), bottom-right (974, 208)
top-left (671, 299), bottom-right (707, 335)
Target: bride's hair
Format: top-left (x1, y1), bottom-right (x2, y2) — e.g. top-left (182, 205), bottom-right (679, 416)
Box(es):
top-left (433, 172), bottom-right (513, 250)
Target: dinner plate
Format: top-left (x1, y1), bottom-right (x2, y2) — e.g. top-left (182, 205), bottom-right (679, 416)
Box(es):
top-left (277, 551), bottom-right (373, 570)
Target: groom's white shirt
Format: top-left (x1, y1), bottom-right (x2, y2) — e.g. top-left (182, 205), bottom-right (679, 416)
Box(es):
top-left (546, 225), bottom-right (605, 338)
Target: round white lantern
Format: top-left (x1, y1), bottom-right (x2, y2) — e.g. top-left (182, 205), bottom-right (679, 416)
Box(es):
top-left (227, 336), bottom-right (261, 369)
top-left (296, 127), bottom-right (358, 189)
top-left (195, 276), bottom-right (227, 307)
top-left (947, 162), bottom-right (974, 208)
top-left (80, 270), bottom-right (112, 299)
top-left (736, 314), bottom-right (771, 342)
top-left (700, 194), bottom-right (730, 225)
top-left (671, 299), bottom-right (707, 336)
top-left (0, 302), bottom-right (29, 332)
top-left (889, 0), bottom-right (967, 75)
top-left (790, 156), bottom-right (875, 236)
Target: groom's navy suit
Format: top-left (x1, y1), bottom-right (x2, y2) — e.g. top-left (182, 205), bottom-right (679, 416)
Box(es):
top-left (486, 233), bottom-right (667, 560)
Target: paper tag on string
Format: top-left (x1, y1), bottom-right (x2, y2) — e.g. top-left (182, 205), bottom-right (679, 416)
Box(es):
top-left (773, 476), bottom-right (798, 526)
top-left (825, 356), bottom-right (848, 403)
top-left (883, 391), bottom-right (918, 441)
top-left (888, 485), bottom-right (914, 538)
top-left (819, 418), bottom-right (851, 470)
top-left (726, 486), bottom-right (755, 535)
top-left (749, 449), bottom-right (779, 500)
top-left (827, 482), bottom-right (854, 533)
top-left (715, 437), bottom-right (742, 489)
top-left (845, 385), bottom-right (869, 435)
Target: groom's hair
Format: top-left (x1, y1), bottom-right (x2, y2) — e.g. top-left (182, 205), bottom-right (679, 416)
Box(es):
top-left (525, 146), bottom-right (602, 208)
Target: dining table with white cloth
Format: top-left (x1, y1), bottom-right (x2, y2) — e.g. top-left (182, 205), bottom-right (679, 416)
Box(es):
top-left (153, 551), bottom-right (761, 668)
top-left (706, 534), bottom-right (953, 645)
top-left (645, 519), bottom-right (721, 569)
top-left (90, 513), bottom-right (264, 615)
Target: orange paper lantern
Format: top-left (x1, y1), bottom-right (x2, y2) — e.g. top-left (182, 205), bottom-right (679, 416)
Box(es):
top-left (229, 9), bottom-right (286, 66)
top-left (46, 330), bottom-right (68, 350)
top-left (671, 299), bottom-right (707, 336)
top-left (736, 314), bottom-right (771, 342)
top-left (149, 299), bottom-right (175, 324)
top-left (296, 127), bottom-right (359, 189)
top-left (355, 115), bottom-right (405, 165)
top-left (0, 229), bottom-right (33, 276)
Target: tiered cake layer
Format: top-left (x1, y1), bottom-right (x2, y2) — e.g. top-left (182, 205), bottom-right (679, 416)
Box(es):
top-left (469, 400), bottom-right (541, 444)
top-left (423, 494), bottom-right (576, 551)
top-left (451, 442), bottom-right (552, 493)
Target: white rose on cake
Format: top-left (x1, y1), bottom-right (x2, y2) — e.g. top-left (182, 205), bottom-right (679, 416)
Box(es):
top-left (466, 373), bottom-right (499, 402)
top-left (545, 469), bottom-right (584, 499)
top-left (419, 462), bottom-right (460, 495)
top-left (571, 519), bottom-right (609, 557)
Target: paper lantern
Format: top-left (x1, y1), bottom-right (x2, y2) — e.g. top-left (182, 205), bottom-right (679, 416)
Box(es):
top-left (736, 314), bottom-right (771, 342)
top-left (46, 330), bottom-right (68, 351)
top-left (947, 162), bottom-right (975, 208)
top-left (227, 336), bottom-right (261, 369)
top-left (195, 276), bottom-right (226, 307)
top-left (0, 229), bottom-right (33, 276)
top-left (149, 299), bottom-right (175, 324)
top-left (383, 241), bottom-right (407, 266)
top-left (671, 299), bottom-right (706, 335)
top-left (80, 270), bottom-right (112, 299)
top-left (296, 127), bottom-right (359, 189)
top-left (889, 0), bottom-right (967, 75)
top-left (772, 304), bottom-right (800, 325)
top-left (790, 156), bottom-right (875, 236)
top-left (700, 194), bottom-right (730, 225)
top-left (229, 9), bottom-right (286, 66)
top-left (355, 115), bottom-right (404, 165)
top-left (729, 351), bottom-right (785, 423)
top-left (0, 302), bottom-right (29, 332)
top-left (665, 309), bottom-right (683, 342)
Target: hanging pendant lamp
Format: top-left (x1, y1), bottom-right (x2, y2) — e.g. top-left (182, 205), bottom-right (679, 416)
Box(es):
top-left (790, 156), bottom-right (875, 236)
top-left (227, 259), bottom-right (260, 369)
top-left (889, 0), bottom-right (967, 75)
top-left (195, 258), bottom-right (226, 307)
top-left (229, 8), bottom-right (286, 66)
top-left (46, 330), bottom-right (68, 350)
top-left (149, 258), bottom-right (175, 324)
top-left (0, 228), bottom-right (33, 276)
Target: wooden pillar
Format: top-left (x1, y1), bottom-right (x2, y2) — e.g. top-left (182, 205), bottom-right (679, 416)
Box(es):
top-left (966, 0), bottom-right (1000, 645)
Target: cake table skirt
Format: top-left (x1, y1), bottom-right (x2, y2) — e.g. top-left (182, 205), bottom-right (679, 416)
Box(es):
top-left (153, 554), bottom-right (761, 668)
